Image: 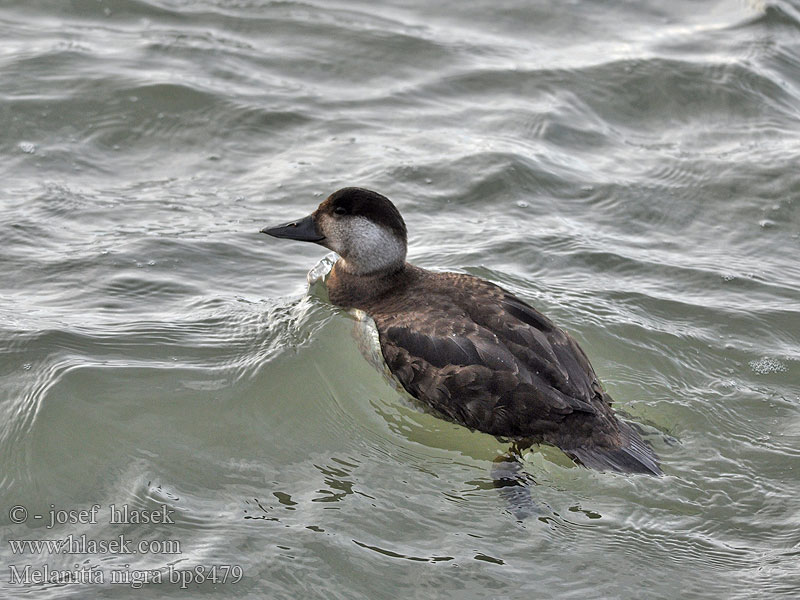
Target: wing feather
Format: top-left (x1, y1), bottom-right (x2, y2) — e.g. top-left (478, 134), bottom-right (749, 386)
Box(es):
top-left (370, 271), bottom-right (604, 437)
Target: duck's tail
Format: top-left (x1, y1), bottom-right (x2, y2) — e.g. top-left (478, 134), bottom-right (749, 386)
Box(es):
top-left (567, 421), bottom-right (662, 476)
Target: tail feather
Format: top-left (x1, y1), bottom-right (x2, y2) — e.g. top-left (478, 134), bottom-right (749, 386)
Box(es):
top-left (567, 422), bottom-right (662, 476)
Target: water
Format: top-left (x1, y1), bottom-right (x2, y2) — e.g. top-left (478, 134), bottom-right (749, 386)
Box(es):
top-left (1, 0), bottom-right (799, 597)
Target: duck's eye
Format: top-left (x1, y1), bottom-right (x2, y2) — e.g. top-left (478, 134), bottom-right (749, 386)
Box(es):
top-left (333, 206), bottom-right (347, 216)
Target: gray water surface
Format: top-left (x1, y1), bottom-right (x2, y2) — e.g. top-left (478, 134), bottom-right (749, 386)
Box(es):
top-left (1, 0), bottom-right (799, 598)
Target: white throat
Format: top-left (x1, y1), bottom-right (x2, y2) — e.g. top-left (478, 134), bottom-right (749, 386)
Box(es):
top-left (330, 217), bottom-right (406, 276)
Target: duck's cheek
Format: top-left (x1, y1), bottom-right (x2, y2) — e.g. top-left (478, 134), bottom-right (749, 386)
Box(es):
top-left (317, 218), bottom-right (346, 255)
top-left (316, 230), bottom-right (340, 254)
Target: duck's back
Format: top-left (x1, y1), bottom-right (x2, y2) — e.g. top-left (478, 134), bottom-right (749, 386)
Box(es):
top-left (344, 265), bottom-right (660, 475)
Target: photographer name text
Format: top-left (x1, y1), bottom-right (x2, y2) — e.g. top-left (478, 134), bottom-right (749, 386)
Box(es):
top-left (8, 503), bottom-right (174, 528)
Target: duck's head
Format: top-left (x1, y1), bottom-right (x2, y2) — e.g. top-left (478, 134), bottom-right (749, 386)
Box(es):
top-left (261, 187), bottom-right (407, 276)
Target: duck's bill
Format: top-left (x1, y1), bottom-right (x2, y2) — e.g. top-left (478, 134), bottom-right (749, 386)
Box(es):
top-left (260, 214), bottom-right (324, 242)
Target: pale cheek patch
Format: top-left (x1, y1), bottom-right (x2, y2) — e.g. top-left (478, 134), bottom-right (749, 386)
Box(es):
top-left (318, 214), bottom-right (344, 255)
top-left (330, 217), bottom-right (406, 275)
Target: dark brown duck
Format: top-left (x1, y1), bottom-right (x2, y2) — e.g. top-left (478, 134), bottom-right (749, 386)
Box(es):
top-left (262, 187), bottom-right (661, 475)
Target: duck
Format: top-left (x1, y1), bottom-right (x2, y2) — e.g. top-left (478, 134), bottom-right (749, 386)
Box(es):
top-left (261, 187), bottom-right (661, 475)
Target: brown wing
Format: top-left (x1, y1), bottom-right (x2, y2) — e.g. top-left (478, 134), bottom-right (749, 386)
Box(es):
top-left (372, 273), bottom-right (606, 438)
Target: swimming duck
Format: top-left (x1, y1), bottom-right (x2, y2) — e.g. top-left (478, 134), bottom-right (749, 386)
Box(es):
top-left (262, 187), bottom-right (661, 475)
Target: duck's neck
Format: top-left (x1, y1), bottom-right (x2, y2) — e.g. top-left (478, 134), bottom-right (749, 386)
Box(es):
top-left (327, 260), bottom-right (418, 309)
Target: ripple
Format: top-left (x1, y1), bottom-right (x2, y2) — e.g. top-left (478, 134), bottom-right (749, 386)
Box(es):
top-left (741, 2), bottom-right (800, 32)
